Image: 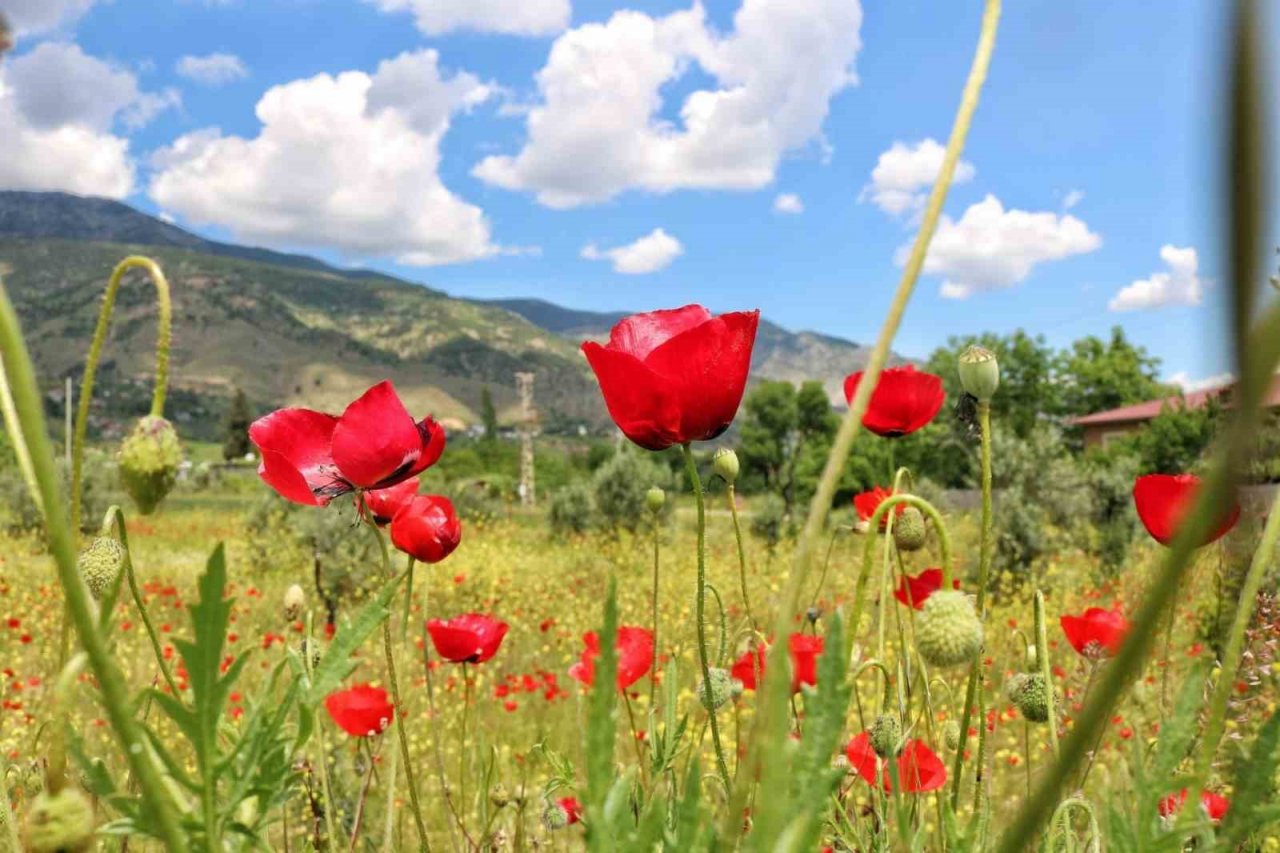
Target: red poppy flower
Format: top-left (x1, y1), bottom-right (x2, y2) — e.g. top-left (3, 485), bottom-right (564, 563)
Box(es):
top-left (1158, 788), bottom-right (1229, 823)
top-left (362, 477), bottom-right (420, 526)
top-left (427, 614), bottom-right (509, 664)
top-left (845, 732), bottom-right (947, 793)
top-left (730, 634), bottom-right (823, 693)
top-left (854, 486), bottom-right (906, 530)
top-left (893, 568), bottom-right (959, 610)
top-left (324, 685), bottom-right (394, 737)
top-left (1133, 474), bottom-right (1240, 547)
top-left (568, 627), bottom-right (654, 690)
top-left (558, 796), bottom-right (583, 825)
top-left (1061, 607), bottom-right (1129, 660)
top-left (842, 366), bottom-right (944, 438)
top-left (581, 305), bottom-right (760, 451)
top-left (730, 644), bottom-right (766, 692)
top-left (250, 381), bottom-right (445, 506)
top-left (390, 495), bottom-right (462, 564)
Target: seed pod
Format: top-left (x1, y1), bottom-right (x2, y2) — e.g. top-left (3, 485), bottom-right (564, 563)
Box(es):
top-left (77, 537), bottom-right (125, 599)
top-left (869, 713), bottom-right (902, 758)
top-left (23, 787), bottom-right (96, 853)
top-left (713, 448), bottom-right (740, 484)
top-left (893, 507), bottom-right (927, 552)
top-left (915, 590), bottom-right (983, 669)
top-left (645, 487), bottom-right (666, 513)
top-left (958, 345), bottom-right (1000, 402)
top-left (118, 416), bottom-right (182, 515)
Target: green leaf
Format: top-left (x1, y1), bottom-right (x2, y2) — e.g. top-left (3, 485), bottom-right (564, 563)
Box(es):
top-left (305, 570), bottom-right (406, 704)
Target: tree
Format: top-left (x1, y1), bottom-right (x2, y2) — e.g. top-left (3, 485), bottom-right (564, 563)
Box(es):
top-left (1126, 399), bottom-right (1219, 475)
top-left (737, 380), bottom-right (836, 517)
top-left (924, 330), bottom-right (1057, 438)
top-left (1055, 326), bottom-right (1165, 419)
top-left (480, 386), bottom-right (498, 441)
top-left (221, 388), bottom-right (253, 461)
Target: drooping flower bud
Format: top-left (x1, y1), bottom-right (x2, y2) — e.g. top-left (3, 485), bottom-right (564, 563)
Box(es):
top-left (915, 590), bottom-right (983, 669)
top-left (869, 713), bottom-right (902, 758)
top-left (943, 719), bottom-right (961, 751)
top-left (283, 584), bottom-right (306, 622)
top-left (541, 800), bottom-right (568, 830)
top-left (23, 787), bottom-right (96, 853)
top-left (77, 537), bottom-right (124, 599)
top-left (958, 345), bottom-right (1000, 402)
top-left (489, 784), bottom-right (511, 808)
top-left (893, 507), bottom-right (927, 552)
top-left (1006, 672), bottom-right (1053, 723)
top-left (713, 447), bottom-right (740, 484)
top-left (645, 486), bottom-right (666, 514)
top-left (118, 416), bottom-right (182, 515)
top-left (697, 667), bottom-right (740, 711)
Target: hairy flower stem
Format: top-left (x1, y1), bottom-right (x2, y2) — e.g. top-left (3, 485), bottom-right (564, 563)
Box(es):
top-left (682, 443), bottom-right (731, 792)
top-left (303, 614), bottom-right (341, 853)
top-left (459, 663), bottom-right (470, 835)
top-left (1034, 591), bottom-right (1060, 757)
top-left (649, 516), bottom-right (661, 713)
top-left (0, 283), bottom-right (185, 849)
top-left (361, 504), bottom-right (430, 853)
top-left (420, 621), bottom-right (468, 852)
top-left (951, 399), bottom-right (993, 808)
top-left (348, 742), bottom-right (379, 852)
top-left (726, 485), bottom-right (755, 629)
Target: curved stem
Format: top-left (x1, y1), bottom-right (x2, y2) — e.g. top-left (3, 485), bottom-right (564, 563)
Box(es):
top-left (682, 443), bottom-right (731, 792)
top-left (0, 354), bottom-right (39, 514)
top-left (726, 485), bottom-right (755, 629)
top-left (0, 282), bottom-right (186, 849)
top-left (71, 256), bottom-right (172, 535)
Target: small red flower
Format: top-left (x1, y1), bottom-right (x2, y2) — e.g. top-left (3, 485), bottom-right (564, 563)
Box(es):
top-left (842, 366), bottom-right (945, 438)
top-left (1133, 473), bottom-right (1240, 547)
top-left (730, 644), bottom-right (766, 692)
top-left (1158, 788), bottom-right (1229, 823)
top-left (362, 477), bottom-right (420, 526)
top-left (893, 568), bottom-right (958, 610)
top-left (730, 633), bottom-right (823, 693)
top-left (390, 495), bottom-right (462, 564)
top-left (845, 732), bottom-right (947, 793)
top-left (568, 627), bottom-right (654, 691)
top-left (558, 796), bottom-right (583, 825)
top-left (426, 614), bottom-right (509, 664)
top-left (1060, 607), bottom-right (1129, 660)
top-left (250, 381), bottom-right (445, 506)
top-left (581, 305), bottom-right (760, 451)
top-left (324, 685), bottom-right (394, 737)
top-left (854, 486), bottom-right (905, 530)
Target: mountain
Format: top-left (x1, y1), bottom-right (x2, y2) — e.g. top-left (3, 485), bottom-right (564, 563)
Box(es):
top-left (0, 192), bottom-right (890, 438)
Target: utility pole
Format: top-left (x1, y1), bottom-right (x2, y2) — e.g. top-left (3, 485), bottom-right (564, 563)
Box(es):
top-left (515, 372), bottom-right (537, 507)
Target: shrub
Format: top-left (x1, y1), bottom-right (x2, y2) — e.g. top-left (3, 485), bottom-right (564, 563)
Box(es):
top-left (592, 448), bottom-right (671, 534)
top-left (749, 494), bottom-right (787, 548)
top-left (548, 482), bottom-right (595, 535)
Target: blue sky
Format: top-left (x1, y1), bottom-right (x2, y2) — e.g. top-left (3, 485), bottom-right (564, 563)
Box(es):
top-left (2, 0), bottom-right (1276, 387)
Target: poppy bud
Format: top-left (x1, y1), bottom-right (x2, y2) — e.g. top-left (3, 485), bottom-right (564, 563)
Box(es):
top-left (943, 719), bottom-right (961, 751)
top-left (805, 606), bottom-right (821, 625)
top-left (541, 801), bottom-right (569, 831)
top-left (958, 345), bottom-right (999, 402)
top-left (489, 784), bottom-right (510, 808)
top-left (23, 787), bottom-right (96, 853)
top-left (893, 507), bottom-right (927, 552)
top-left (1006, 672), bottom-right (1053, 724)
top-left (713, 448), bottom-right (740, 484)
top-left (77, 537), bottom-right (124, 600)
top-left (697, 667), bottom-right (740, 711)
top-left (283, 584), bottom-right (306, 622)
top-left (645, 486), bottom-right (666, 514)
top-left (118, 416), bottom-right (182, 515)
top-left (869, 713), bottom-right (902, 758)
top-left (915, 590), bottom-right (983, 669)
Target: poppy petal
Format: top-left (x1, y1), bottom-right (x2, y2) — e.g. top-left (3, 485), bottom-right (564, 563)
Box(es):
top-left (331, 381), bottom-right (424, 489)
top-left (607, 304), bottom-right (714, 360)
top-left (581, 344), bottom-right (682, 450)
top-left (249, 408), bottom-right (341, 504)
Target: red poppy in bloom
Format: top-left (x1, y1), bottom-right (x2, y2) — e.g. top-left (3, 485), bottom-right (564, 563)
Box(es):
top-left (390, 495), bottom-right (462, 564)
top-left (730, 634), bottom-right (823, 693)
top-left (324, 685), bottom-right (394, 737)
top-left (581, 305), bottom-right (760, 451)
top-left (427, 613), bottom-right (509, 664)
top-left (568, 627), bottom-right (655, 691)
top-left (893, 568), bottom-right (959, 610)
top-left (845, 732), bottom-right (947, 793)
top-left (730, 644), bottom-right (766, 692)
top-left (854, 486), bottom-right (906, 530)
top-left (250, 381), bottom-right (445, 506)
top-left (842, 366), bottom-right (945, 438)
top-left (1158, 788), bottom-right (1229, 823)
top-left (362, 477), bottom-right (420, 526)
top-left (1061, 607), bottom-right (1129, 660)
top-left (1133, 473), bottom-right (1240, 547)
top-left (558, 797), bottom-right (583, 825)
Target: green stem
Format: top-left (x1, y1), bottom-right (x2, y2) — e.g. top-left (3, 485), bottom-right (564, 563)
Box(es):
top-left (726, 485), bottom-right (755, 629)
top-left (0, 281), bottom-right (185, 849)
top-left (304, 614), bottom-right (341, 853)
top-left (1034, 591), bottom-right (1060, 758)
top-left (459, 662), bottom-right (470, 836)
top-left (682, 443), bottom-right (731, 792)
top-left (0, 354), bottom-right (40, 515)
top-left (0, 768), bottom-right (20, 853)
top-left (649, 513), bottom-right (661, 713)
top-left (71, 256), bottom-right (172, 536)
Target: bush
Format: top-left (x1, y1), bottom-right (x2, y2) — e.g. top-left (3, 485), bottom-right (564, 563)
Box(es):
top-left (0, 441), bottom-right (108, 533)
top-left (592, 448), bottom-right (671, 534)
top-left (548, 482), bottom-right (595, 535)
top-left (749, 494), bottom-right (787, 548)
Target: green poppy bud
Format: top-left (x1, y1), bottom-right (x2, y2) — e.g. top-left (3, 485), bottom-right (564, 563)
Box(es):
top-left (23, 787), bottom-right (96, 853)
top-left (713, 448), bottom-right (740, 484)
top-left (541, 801), bottom-right (568, 831)
top-left (869, 713), bottom-right (902, 758)
top-left (943, 719), bottom-right (961, 751)
top-left (489, 784), bottom-right (511, 808)
top-left (958, 345), bottom-right (1000, 402)
top-left (1006, 672), bottom-right (1053, 723)
top-left (77, 537), bottom-right (124, 600)
top-left (893, 507), bottom-right (927, 552)
top-left (916, 590), bottom-right (983, 669)
top-left (118, 416), bottom-right (182, 515)
top-left (697, 667), bottom-right (740, 711)
top-left (645, 486), bottom-right (666, 514)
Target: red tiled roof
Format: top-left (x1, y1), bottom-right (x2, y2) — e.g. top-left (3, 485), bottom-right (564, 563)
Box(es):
top-left (1070, 375), bottom-right (1280, 427)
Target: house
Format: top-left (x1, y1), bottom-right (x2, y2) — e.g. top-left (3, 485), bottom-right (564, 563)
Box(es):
top-left (1070, 375), bottom-right (1280, 449)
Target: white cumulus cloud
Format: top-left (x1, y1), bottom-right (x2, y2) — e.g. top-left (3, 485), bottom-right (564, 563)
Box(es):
top-left (365, 0), bottom-right (570, 36)
top-left (900, 194), bottom-right (1102, 299)
top-left (3, 0), bottom-right (96, 35)
top-left (582, 228), bottom-right (683, 274)
top-left (149, 49), bottom-right (504, 266)
top-left (176, 52), bottom-right (248, 86)
top-left (1063, 189), bottom-right (1085, 209)
top-left (474, 0), bottom-right (862, 208)
top-left (860, 138), bottom-right (975, 217)
top-left (1108, 245), bottom-right (1205, 312)
top-left (773, 193), bottom-right (804, 214)
top-left (1168, 371), bottom-right (1233, 393)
